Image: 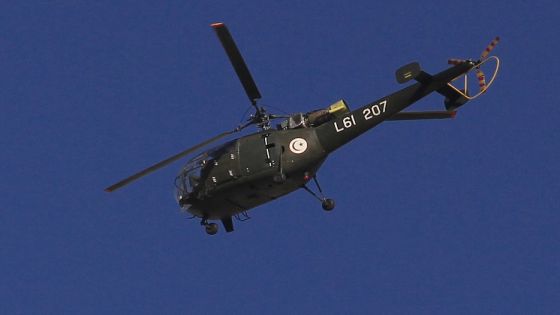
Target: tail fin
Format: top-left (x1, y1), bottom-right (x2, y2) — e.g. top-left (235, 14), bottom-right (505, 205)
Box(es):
top-left (415, 71), bottom-right (469, 111)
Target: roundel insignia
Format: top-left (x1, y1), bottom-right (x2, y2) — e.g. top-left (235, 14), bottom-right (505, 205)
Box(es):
top-left (289, 138), bottom-right (308, 154)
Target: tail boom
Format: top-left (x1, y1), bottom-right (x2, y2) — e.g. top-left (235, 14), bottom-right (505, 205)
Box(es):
top-left (315, 62), bottom-right (474, 153)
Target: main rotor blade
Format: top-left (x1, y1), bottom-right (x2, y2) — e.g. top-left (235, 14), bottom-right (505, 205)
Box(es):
top-left (211, 22), bottom-right (262, 106)
top-left (105, 130), bottom-right (235, 192)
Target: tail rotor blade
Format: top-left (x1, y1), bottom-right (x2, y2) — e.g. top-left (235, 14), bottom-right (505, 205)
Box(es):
top-left (480, 36), bottom-right (500, 60)
top-left (211, 22), bottom-right (262, 106)
top-left (476, 69), bottom-right (487, 92)
top-left (448, 58), bottom-right (466, 65)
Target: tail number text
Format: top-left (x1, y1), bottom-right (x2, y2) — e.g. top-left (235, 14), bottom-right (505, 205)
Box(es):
top-left (333, 100), bottom-right (388, 133)
top-left (362, 100), bottom-right (387, 120)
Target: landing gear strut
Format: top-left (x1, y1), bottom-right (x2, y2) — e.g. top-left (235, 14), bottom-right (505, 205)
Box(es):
top-left (302, 175), bottom-right (335, 211)
top-left (201, 217), bottom-right (218, 235)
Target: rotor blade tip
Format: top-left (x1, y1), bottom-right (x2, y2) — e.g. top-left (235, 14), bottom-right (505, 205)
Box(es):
top-left (211, 22), bottom-right (224, 28)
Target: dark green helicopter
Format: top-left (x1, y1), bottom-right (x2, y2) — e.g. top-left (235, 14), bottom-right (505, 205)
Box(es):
top-left (106, 23), bottom-right (500, 235)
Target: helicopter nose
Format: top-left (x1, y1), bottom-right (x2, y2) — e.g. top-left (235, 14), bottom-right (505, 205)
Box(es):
top-left (177, 194), bottom-right (192, 208)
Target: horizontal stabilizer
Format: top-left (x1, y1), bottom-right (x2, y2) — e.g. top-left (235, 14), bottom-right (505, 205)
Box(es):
top-left (387, 111), bottom-right (456, 121)
top-left (396, 62), bottom-right (421, 84)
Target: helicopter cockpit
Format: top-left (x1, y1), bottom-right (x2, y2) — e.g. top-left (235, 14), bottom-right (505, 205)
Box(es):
top-left (175, 152), bottom-right (209, 207)
top-left (174, 140), bottom-right (239, 209)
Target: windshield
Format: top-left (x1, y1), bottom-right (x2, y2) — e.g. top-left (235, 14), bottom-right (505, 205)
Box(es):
top-left (175, 152), bottom-right (210, 203)
top-left (174, 141), bottom-right (235, 206)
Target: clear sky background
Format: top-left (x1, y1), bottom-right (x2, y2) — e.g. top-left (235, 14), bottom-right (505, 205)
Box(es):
top-left (2, 1), bottom-right (559, 314)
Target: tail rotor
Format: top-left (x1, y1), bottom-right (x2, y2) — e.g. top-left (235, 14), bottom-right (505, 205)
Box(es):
top-left (475, 36), bottom-right (499, 92)
top-left (446, 36), bottom-right (500, 98)
top-left (448, 36), bottom-right (500, 66)
top-left (475, 69), bottom-right (486, 91)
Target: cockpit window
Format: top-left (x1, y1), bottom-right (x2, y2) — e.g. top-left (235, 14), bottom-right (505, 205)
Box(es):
top-left (175, 153), bottom-right (211, 205)
top-left (175, 141), bottom-right (235, 205)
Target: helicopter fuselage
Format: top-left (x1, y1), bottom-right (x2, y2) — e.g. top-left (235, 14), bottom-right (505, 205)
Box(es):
top-left (176, 61), bottom-right (474, 221)
top-left (176, 128), bottom-right (328, 219)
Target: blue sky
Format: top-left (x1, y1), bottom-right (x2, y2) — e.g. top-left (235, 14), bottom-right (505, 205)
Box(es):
top-left (2, 1), bottom-right (559, 314)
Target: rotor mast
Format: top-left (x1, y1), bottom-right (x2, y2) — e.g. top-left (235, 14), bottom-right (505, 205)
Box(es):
top-left (211, 22), bottom-right (271, 130)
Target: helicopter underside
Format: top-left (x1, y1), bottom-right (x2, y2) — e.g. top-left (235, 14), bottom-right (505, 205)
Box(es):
top-left (172, 126), bottom-right (331, 234)
top-left (183, 160), bottom-right (324, 220)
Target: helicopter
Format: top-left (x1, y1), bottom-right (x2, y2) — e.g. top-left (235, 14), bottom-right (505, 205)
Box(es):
top-left (105, 23), bottom-right (500, 235)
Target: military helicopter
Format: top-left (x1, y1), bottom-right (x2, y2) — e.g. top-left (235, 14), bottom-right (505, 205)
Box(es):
top-left (106, 23), bottom-right (500, 235)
